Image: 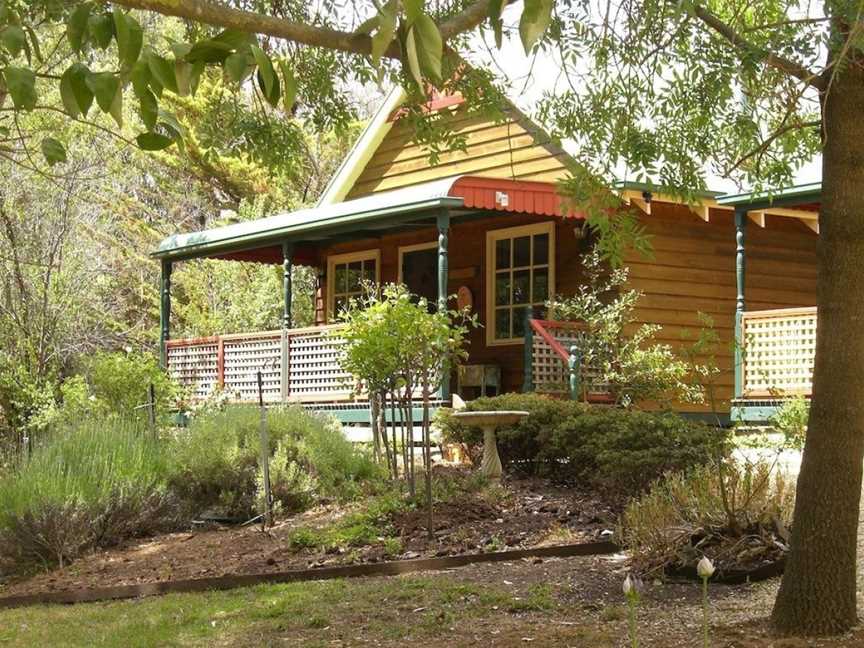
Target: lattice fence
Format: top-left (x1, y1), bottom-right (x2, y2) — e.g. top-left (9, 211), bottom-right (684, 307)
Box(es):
top-left (286, 327), bottom-right (354, 401)
top-left (742, 307), bottom-right (817, 396)
top-left (222, 332), bottom-right (282, 402)
top-left (531, 321), bottom-right (610, 396)
top-left (166, 338), bottom-right (219, 399)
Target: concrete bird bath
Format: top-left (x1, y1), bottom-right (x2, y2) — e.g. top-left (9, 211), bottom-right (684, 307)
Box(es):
top-left (452, 410), bottom-right (529, 479)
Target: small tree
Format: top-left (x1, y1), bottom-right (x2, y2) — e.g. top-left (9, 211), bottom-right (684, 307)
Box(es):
top-left (338, 283), bottom-right (472, 526)
top-left (547, 249), bottom-right (702, 406)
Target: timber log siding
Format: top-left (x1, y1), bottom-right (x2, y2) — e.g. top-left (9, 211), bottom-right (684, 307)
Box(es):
top-left (317, 212), bottom-right (588, 395)
top-left (625, 201), bottom-right (817, 412)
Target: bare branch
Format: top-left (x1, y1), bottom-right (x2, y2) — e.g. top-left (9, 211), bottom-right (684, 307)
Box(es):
top-left (691, 5), bottom-right (826, 91)
top-left (113, 0), bottom-right (499, 57)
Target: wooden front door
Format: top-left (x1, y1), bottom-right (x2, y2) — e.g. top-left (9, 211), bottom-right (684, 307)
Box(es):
top-left (399, 243), bottom-right (438, 309)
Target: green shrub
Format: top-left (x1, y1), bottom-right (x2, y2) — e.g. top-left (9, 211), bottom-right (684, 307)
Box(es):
top-left (438, 393), bottom-right (728, 495)
top-left (169, 405), bottom-right (382, 519)
top-left (437, 393), bottom-right (589, 469)
top-left (769, 395), bottom-right (809, 450)
top-left (547, 408), bottom-right (729, 493)
top-left (0, 418), bottom-right (177, 568)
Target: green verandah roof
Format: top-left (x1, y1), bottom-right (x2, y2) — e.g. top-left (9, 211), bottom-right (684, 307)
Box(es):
top-left (152, 177), bottom-right (467, 262)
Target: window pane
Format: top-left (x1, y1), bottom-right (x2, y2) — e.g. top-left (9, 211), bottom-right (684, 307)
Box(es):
top-left (513, 307), bottom-right (530, 337)
top-left (334, 296), bottom-right (348, 314)
top-left (495, 272), bottom-right (511, 306)
top-left (533, 268), bottom-right (549, 302)
top-left (334, 264), bottom-right (348, 294)
top-left (513, 236), bottom-right (531, 267)
top-left (513, 270), bottom-right (530, 304)
top-left (495, 308), bottom-right (511, 339)
top-left (346, 261), bottom-right (362, 292)
top-left (495, 239), bottom-right (511, 270)
top-left (362, 259), bottom-right (376, 284)
top-left (533, 233), bottom-right (549, 265)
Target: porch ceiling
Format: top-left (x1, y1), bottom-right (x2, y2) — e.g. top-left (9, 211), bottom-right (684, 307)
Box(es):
top-left (152, 175), bottom-right (585, 263)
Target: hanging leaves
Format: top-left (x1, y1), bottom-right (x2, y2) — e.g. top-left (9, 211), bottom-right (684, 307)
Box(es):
top-left (251, 45), bottom-right (281, 106)
top-left (3, 66), bottom-right (36, 111)
top-left (0, 25), bottom-right (26, 58)
top-left (60, 63), bottom-right (94, 118)
top-left (279, 59), bottom-right (298, 112)
top-left (87, 11), bottom-right (114, 50)
top-left (223, 51), bottom-right (253, 84)
top-left (136, 131), bottom-right (174, 151)
top-left (40, 138), bottom-right (67, 166)
top-left (113, 9), bottom-right (143, 70)
top-left (487, 0), bottom-right (508, 49)
top-left (412, 15), bottom-right (443, 82)
top-left (371, 1), bottom-right (397, 67)
top-left (66, 3), bottom-right (91, 53)
top-left (146, 51), bottom-right (179, 95)
top-left (519, 0), bottom-right (554, 53)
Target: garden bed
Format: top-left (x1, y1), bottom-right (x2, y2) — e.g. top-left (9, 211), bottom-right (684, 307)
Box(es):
top-left (0, 470), bottom-right (618, 598)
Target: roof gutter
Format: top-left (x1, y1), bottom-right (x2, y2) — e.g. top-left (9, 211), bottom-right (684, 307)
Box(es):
top-left (151, 196), bottom-right (462, 262)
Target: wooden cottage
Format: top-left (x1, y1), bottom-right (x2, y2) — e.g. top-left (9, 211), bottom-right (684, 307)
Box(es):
top-left (154, 88), bottom-right (822, 425)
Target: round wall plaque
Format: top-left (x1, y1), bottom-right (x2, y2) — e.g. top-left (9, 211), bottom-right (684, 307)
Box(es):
top-left (456, 285), bottom-right (473, 311)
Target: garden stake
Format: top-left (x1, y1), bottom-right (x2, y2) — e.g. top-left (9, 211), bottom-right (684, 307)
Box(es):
top-left (257, 371), bottom-right (272, 529)
top-left (147, 383), bottom-right (156, 436)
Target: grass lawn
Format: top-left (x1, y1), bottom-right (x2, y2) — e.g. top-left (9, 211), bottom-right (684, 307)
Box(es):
top-left (0, 570), bottom-right (611, 648)
top-left (5, 554), bottom-right (864, 647)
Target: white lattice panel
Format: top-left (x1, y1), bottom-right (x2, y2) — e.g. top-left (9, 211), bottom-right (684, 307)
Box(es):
top-left (532, 325), bottom-right (610, 395)
top-left (223, 333), bottom-right (282, 402)
top-left (287, 330), bottom-right (354, 400)
top-left (167, 341), bottom-right (219, 399)
top-left (743, 308), bottom-right (816, 396)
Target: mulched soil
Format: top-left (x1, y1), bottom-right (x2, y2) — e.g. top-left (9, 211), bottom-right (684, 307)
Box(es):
top-left (0, 472), bottom-right (618, 598)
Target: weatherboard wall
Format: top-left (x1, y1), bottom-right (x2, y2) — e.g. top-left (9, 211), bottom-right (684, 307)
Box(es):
top-left (345, 105), bottom-right (572, 199)
top-left (624, 202), bottom-right (818, 412)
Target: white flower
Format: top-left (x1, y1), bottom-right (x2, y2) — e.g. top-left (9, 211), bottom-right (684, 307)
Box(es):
top-left (623, 574), bottom-right (633, 595)
top-left (697, 556), bottom-right (715, 579)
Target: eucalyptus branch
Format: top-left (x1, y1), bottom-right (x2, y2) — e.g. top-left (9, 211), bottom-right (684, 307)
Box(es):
top-left (726, 117), bottom-right (820, 175)
top-left (112, 0), bottom-right (501, 57)
top-left (691, 4), bottom-right (826, 91)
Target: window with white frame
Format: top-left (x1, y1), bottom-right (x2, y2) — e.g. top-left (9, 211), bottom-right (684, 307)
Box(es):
top-left (327, 250), bottom-right (380, 318)
top-left (485, 222), bottom-right (555, 344)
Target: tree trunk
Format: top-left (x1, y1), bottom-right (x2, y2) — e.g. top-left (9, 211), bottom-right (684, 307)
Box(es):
top-left (772, 54), bottom-right (864, 635)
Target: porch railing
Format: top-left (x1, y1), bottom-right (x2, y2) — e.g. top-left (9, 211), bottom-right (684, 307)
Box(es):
top-left (524, 318), bottom-right (611, 399)
top-left (740, 307), bottom-right (817, 397)
top-left (167, 326), bottom-right (353, 404)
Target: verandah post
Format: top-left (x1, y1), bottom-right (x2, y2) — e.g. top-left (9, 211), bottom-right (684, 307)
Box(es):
top-left (523, 309), bottom-right (534, 392)
top-left (734, 208), bottom-right (746, 399)
top-left (281, 241), bottom-right (294, 401)
top-left (437, 210), bottom-right (450, 400)
top-left (159, 259), bottom-right (172, 369)
top-left (568, 345), bottom-right (581, 401)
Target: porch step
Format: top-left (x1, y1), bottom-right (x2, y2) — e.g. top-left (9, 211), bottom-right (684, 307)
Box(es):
top-left (341, 424), bottom-right (442, 445)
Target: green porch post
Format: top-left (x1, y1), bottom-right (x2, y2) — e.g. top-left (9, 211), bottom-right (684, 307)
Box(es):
top-left (159, 259), bottom-right (172, 369)
top-left (734, 208), bottom-right (746, 399)
top-left (437, 210), bottom-right (450, 400)
top-left (282, 241), bottom-right (294, 329)
top-left (523, 308), bottom-right (534, 392)
top-left (281, 242), bottom-right (293, 401)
